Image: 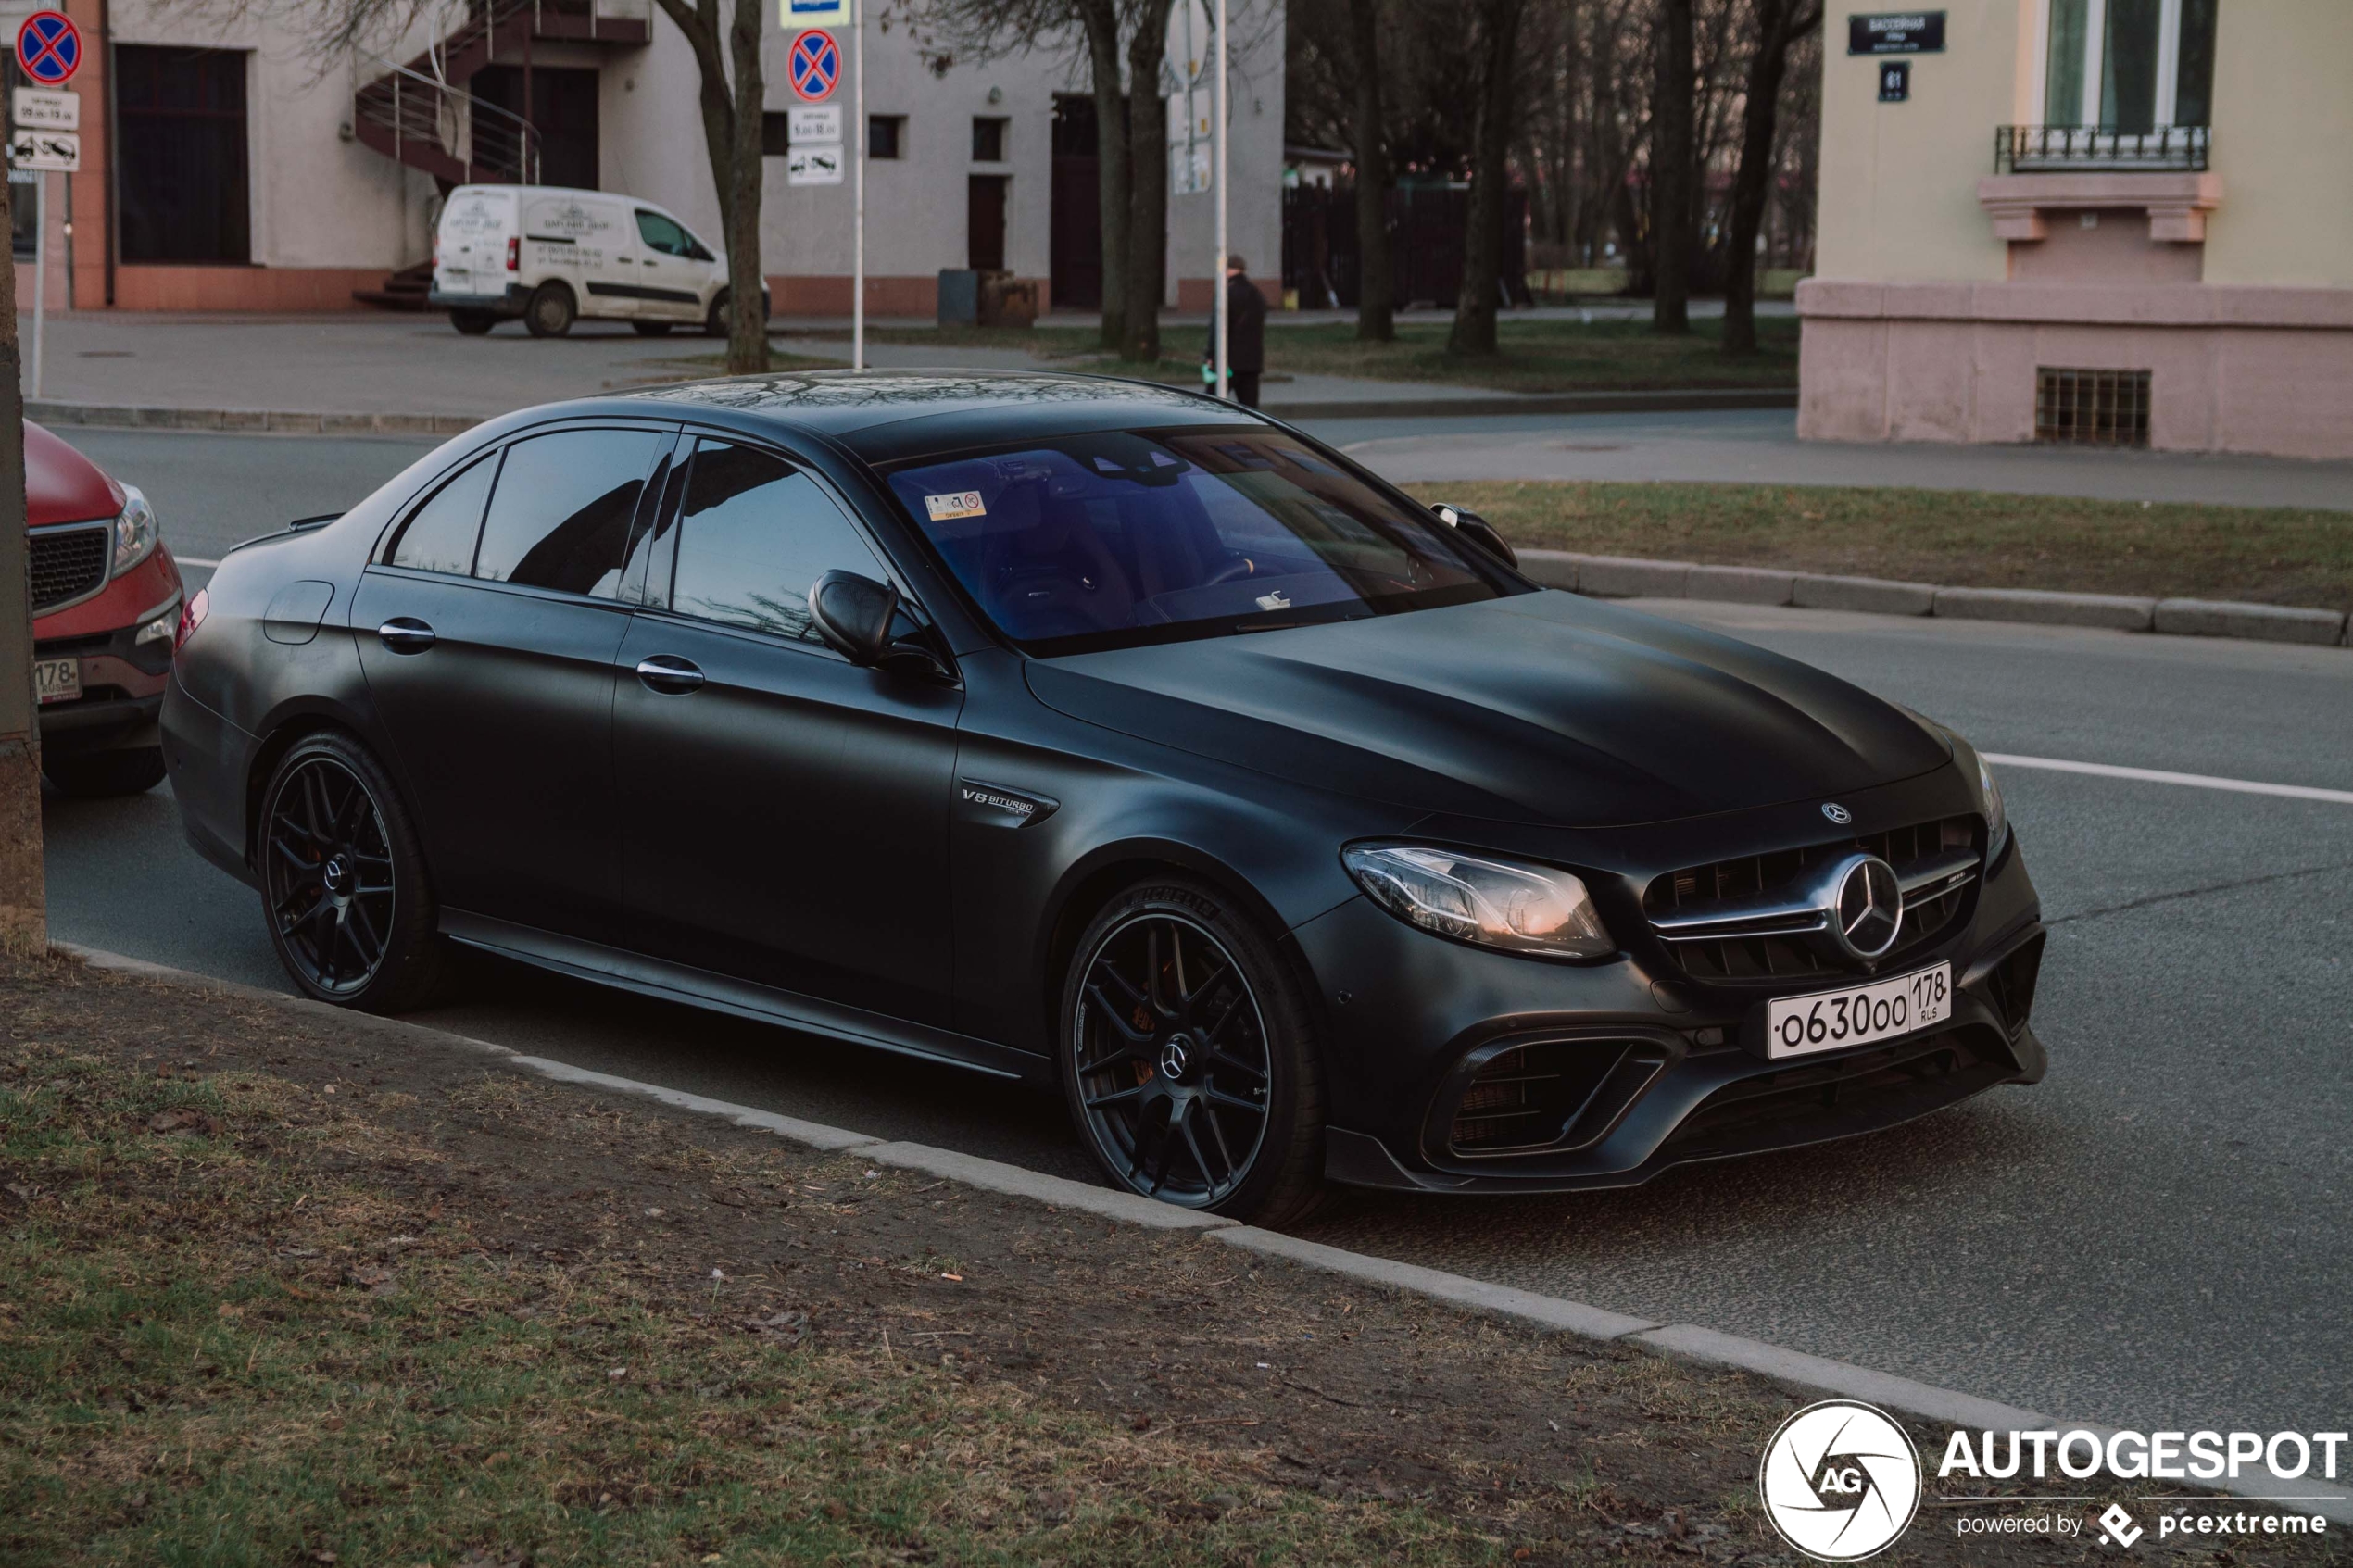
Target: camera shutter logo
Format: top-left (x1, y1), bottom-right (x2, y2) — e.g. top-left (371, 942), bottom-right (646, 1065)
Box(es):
top-left (1757, 1400), bottom-right (1921, 1561)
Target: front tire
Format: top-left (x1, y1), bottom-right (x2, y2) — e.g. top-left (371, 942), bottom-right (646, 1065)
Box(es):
top-left (1060, 879), bottom-right (1327, 1225)
top-left (522, 282), bottom-right (576, 338)
top-left (257, 733), bottom-right (448, 1012)
top-left (43, 746), bottom-right (166, 797)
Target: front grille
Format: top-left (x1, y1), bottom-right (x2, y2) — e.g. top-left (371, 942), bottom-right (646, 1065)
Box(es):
top-left (1657, 1029), bottom-right (2009, 1162)
top-left (1644, 815), bottom-right (1980, 984)
top-left (31, 525), bottom-right (110, 612)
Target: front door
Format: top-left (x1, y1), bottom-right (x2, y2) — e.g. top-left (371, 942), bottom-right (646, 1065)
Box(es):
top-left (352, 422), bottom-right (673, 940)
top-left (612, 435), bottom-right (964, 1022)
top-left (968, 174), bottom-right (1008, 272)
top-left (632, 207), bottom-right (714, 323)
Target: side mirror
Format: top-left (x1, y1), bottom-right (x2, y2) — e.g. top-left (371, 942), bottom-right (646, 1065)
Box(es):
top-left (1429, 501), bottom-right (1518, 571)
top-left (808, 571), bottom-right (901, 666)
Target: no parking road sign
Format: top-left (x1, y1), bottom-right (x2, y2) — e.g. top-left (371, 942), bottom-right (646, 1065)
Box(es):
top-left (787, 30), bottom-right (840, 103)
top-left (16, 11), bottom-right (81, 86)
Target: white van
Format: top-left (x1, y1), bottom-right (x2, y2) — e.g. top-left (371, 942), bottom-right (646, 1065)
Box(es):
top-left (428, 184), bottom-right (764, 338)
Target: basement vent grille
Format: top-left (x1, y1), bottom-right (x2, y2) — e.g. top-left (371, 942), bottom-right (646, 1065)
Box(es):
top-left (2035, 368), bottom-right (2151, 446)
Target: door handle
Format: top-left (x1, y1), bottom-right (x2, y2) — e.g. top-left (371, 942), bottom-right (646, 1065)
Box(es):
top-left (635, 655), bottom-right (705, 694)
top-left (377, 618), bottom-right (436, 653)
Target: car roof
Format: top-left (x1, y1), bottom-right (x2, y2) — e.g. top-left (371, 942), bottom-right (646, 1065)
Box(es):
top-left (617, 369), bottom-right (1263, 463)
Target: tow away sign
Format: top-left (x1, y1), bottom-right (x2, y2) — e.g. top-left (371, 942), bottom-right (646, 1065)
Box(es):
top-left (786, 144), bottom-right (843, 185)
top-left (7, 128), bottom-right (78, 170)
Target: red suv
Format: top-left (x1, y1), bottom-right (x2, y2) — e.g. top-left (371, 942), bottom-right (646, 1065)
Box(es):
top-left (28, 420), bottom-right (185, 797)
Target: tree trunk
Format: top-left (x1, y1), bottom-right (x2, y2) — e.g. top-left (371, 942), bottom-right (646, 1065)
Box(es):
top-left (0, 169), bottom-right (37, 952)
top-left (1076, 0), bottom-right (1129, 352)
top-left (1649, 0), bottom-right (1694, 334)
top-left (1446, 0), bottom-right (1523, 358)
top-left (1721, 0), bottom-right (1818, 356)
top-left (723, 0), bottom-right (769, 373)
top-left (1122, 0), bottom-right (1176, 363)
top-left (1344, 0), bottom-right (1393, 341)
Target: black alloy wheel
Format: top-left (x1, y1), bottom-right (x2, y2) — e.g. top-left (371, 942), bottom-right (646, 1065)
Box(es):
top-left (1062, 881), bottom-right (1327, 1223)
top-left (258, 734), bottom-right (447, 1012)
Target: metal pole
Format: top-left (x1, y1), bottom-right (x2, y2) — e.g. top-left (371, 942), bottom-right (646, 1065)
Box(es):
top-left (852, 0), bottom-right (865, 370)
top-left (1214, 0), bottom-right (1227, 401)
top-left (31, 172), bottom-right (45, 401)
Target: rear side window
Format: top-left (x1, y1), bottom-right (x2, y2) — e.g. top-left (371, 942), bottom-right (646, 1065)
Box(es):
top-left (386, 454), bottom-right (497, 575)
top-left (475, 429), bottom-right (662, 596)
top-left (666, 439), bottom-right (887, 643)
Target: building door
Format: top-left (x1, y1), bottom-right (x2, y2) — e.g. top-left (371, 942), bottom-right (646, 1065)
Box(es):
top-left (968, 175), bottom-right (1008, 272)
top-left (473, 66), bottom-right (600, 189)
top-left (1050, 94), bottom-right (1101, 308)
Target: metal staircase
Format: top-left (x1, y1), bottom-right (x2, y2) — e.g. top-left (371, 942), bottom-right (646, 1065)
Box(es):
top-left (349, 0), bottom-right (651, 187)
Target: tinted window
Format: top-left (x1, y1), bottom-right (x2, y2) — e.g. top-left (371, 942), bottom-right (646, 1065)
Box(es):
top-left (667, 439), bottom-right (887, 643)
top-left (474, 429), bottom-right (661, 596)
top-left (885, 430), bottom-right (1506, 652)
top-left (387, 453), bottom-right (497, 575)
top-left (635, 209), bottom-right (707, 260)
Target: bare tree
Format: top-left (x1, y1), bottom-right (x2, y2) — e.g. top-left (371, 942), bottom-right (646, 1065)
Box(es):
top-left (1648, 0), bottom-right (1694, 332)
top-left (1344, 0), bottom-right (1396, 340)
top-left (1446, 0), bottom-right (1527, 356)
top-left (652, 0), bottom-right (772, 372)
top-left (1071, 0), bottom-right (1130, 351)
top-left (1122, 0), bottom-right (1176, 361)
top-left (1720, 0), bottom-right (1820, 353)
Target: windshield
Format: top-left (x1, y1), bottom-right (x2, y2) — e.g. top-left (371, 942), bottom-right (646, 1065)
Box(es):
top-left (884, 429), bottom-right (1515, 653)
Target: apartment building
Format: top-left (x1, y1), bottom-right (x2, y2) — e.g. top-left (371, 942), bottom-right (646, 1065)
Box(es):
top-left (1800, 2), bottom-right (2353, 458)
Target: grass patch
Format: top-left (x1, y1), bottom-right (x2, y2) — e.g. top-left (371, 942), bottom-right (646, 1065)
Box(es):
top-left (782, 316), bottom-right (1798, 394)
top-left (1405, 481), bottom-right (2353, 613)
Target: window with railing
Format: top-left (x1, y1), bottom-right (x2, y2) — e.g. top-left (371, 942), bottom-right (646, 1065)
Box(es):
top-left (1994, 123), bottom-right (2208, 171)
top-left (2041, 0), bottom-right (2218, 133)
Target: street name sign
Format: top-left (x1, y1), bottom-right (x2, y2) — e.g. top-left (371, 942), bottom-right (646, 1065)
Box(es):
top-left (1847, 11), bottom-right (1944, 53)
top-left (7, 128), bottom-right (79, 171)
top-left (12, 87), bottom-right (76, 130)
top-left (780, 0), bottom-right (849, 25)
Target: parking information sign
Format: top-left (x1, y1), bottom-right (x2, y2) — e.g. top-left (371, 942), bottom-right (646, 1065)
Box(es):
top-left (7, 129), bottom-right (78, 170)
top-left (787, 30), bottom-right (840, 103)
top-left (15, 11), bottom-right (81, 85)
top-left (12, 87), bottom-right (77, 130)
top-left (785, 145), bottom-right (843, 185)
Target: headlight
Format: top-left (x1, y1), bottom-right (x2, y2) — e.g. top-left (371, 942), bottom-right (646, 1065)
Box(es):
top-left (1977, 751), bottom-right (2010, 859)
top-left (135, 598), bottom-right (180, 650)
top-left (111, 485), bottom-right (158, 576)
top-left (1342, 843), bottom-right (1615, 960)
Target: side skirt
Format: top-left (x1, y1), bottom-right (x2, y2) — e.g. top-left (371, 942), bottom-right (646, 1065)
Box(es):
top-left (439, 910), bottom-right (1052, 1086)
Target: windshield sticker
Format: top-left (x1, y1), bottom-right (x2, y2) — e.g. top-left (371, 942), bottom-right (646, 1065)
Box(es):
top-left (925, 490), bottom-right (988, 521)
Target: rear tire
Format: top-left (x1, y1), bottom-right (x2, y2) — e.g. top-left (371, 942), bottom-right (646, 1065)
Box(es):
top-left (631, 320), bottom-right (673, 337)
top-left (42, 746), bottom-right (166, 797)
top-left (449, 308), bottom-right (497, 335)
top-left (1060, 878), bottom-right (1327, 1226)
top-left (522, 282), bottom-right (576, 338)
top-left (256, 732), bottom-right (449, 1013)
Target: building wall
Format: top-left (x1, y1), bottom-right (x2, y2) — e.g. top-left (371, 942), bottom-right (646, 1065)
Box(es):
top-left (2199, 3), bottom-right (2353, 288)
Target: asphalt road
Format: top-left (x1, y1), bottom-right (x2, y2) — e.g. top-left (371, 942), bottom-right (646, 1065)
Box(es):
top-left (36, 425), bottom-right (2353, 1448)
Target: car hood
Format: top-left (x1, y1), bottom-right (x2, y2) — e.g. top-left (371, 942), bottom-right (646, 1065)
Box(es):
top-left (25, 420), bottom-right (124, 527)
top-left (1023, 591), bottom-right (1952, 828)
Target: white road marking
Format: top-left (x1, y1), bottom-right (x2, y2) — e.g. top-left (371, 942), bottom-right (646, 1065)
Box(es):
top-left (1985, 753), bottom-right (2353, 806)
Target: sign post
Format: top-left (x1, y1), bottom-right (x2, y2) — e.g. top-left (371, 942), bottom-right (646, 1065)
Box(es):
top-left (1214, 0), bottom-right (1227, 404)
top-left (14, 11), bottom-right (82, 403)
top-left (783, 11), bottom-right (860, 366)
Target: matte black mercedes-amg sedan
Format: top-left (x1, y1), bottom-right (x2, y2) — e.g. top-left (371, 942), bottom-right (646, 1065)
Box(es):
top-left (163, 372), bottom-right (2045, 1223)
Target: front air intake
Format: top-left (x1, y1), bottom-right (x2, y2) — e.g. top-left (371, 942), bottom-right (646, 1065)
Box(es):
top-left (1447, 1039), bottom-right (1633, 1156)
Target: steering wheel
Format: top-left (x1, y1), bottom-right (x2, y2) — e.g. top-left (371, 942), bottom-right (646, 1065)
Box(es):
top-left (1203, 556), bottom-right (1257, 587)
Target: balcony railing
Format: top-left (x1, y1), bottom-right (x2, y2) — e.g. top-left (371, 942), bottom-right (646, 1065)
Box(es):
top-left (1994, 125), bottom-right (2210, 174)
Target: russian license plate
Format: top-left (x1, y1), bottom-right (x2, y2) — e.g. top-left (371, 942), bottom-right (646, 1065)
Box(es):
top-left (32, 656), bottom-right (80, 706)
top-left (1762, 962), bottom-right (1951, 1060)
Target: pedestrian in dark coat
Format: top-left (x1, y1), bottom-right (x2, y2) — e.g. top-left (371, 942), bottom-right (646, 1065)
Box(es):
top-left (1203, 256), bottom-right (1269, 408)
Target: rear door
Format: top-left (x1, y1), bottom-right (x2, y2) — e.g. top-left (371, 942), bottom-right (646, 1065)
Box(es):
top-left (434, 186), bottom-right (513, 299)
top-left (353, 422), bottom-right (677, 940)
top-left (632, 207), bottom-right (715, 323)
top-left (611, 435), bottom-right (964, 1022)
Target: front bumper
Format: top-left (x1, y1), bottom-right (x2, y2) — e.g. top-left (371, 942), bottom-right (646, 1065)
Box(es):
top-left (1293, 790), bottom-right (2047, 1197)
top-left (34, 587), bottom-right (177, 758)
top-left (430, 284), bottom-right (530, 316)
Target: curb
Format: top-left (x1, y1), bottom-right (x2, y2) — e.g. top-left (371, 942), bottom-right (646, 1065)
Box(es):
top-left (1518, 548), bottom-right (2352, 649)
top-left (26, 400), bottom-right (484, 437)
top-left (48, 942), bottom-right (2353, 1527)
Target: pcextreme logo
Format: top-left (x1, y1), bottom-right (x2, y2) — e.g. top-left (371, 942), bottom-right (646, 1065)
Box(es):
top-left (1757, 1400), bottom-right (1924, 1561)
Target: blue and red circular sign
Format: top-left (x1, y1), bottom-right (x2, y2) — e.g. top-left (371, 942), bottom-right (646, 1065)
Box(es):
top-left (15, 11), bottom-right (81, 86)
top-left (787, 29), bottom-right (839, 103)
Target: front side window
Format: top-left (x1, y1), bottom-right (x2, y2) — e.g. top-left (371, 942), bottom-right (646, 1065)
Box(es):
top-left (885, 430), bottom-right (1510, 654)
top-left (635, 209), bottom-right (710, 260)
top-left (2044, 0), bottom-right (2218, 131)
top-left (385, 453), bottom-right (498, 575)
top-left (665, 439), bottom-right (889, 643)
top-left (474, 429), bottom-right (661, 596)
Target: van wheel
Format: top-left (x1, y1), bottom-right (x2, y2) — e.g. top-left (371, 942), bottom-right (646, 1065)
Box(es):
top-left (522, 282), bottom-right (576, 338)
top-left (631, 320), bottom-right (673, 337)
top-left (449, 309), bottom-right (497, 335)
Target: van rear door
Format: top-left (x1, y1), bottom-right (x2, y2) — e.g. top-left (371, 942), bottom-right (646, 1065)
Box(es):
top-left (436, 187), bottom-right (515, 299)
